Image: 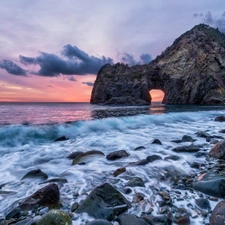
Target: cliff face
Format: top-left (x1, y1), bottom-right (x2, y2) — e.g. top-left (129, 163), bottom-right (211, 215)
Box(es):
top-left (91, 24), bottom-right (225, 105)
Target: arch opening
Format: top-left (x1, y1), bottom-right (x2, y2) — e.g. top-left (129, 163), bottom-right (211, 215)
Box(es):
top-left (149, 89), bottom-right (165, 103)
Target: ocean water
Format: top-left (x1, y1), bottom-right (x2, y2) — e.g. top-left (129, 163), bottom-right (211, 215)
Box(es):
top-left (1, 102), bottom-right (225, 224)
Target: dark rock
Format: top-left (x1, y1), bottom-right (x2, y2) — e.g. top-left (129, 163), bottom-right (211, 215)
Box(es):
top-left (142, 215), bottom-right (169, 225)
top-left (152, 139), bottom-right (162, 145)
top-left (12, 218), bottom-right (34, 225)
top-left (164, 155), bottom-right (180, 161)
top-left (54, 136), bottom-right (68, 142)
top-left (196, 131), bottom-right (210, 138)
top-left (189, 162), bottom-right (203, 169)
top-left (72, 150), bottom-right (105, 165)
top-left (71, 202), bottom-right (79, 212)
top-left (5, 207), bottom-right (21, 220)
top-left (36, 209), bottom-right (72, 225)
top-left (193, 172), bottom-right (225, 197)
top-left (117, 214), bottom-right (149, 225)
top-left (175, 214), bottom-right (190, 225)
top-left (210, 200), bottom-right (225, 225)
top-left (182, 135), bottom-right (196, 142)
top-left (21, 169), bottom-right (48, 180)
top-left (106, 150), bottom-right (129, 161)
top-left (209, 140), bottom-right (225, 159)
top-left (86, 219), bottom-right (113, 225)
top-left (172, 144), bottom-right (201, 153)
top-left (124, 177), bottom-right (145, 187)
top-left (75, 183), bottom-right (131, 220)
top-left (215, 115), bottom-right (225, 122)
top-left (134, 146), bottom-right (146, 151)
top-left (66, 151), bottom-right (83, 159)
top-left (113, 167), bottom-right (126, 177)
top-left (195, 198), bottom-right (211, 210)
top-left (127, 159), bottom-right (149, 167)
top-left (194, 151), bottom-right (207, 157)
top-left (91, 25), bottom-right (225, 105)
top-left (19, 183), bottom-right (60, 210)
top-left (219, 129), bottom-right (225, 133)
top-left (146, 155), bottom-right (162, 162)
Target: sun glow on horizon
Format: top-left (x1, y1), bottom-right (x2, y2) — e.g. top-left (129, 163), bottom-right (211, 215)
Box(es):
top-left (150, 89), bottom-right (164, 102)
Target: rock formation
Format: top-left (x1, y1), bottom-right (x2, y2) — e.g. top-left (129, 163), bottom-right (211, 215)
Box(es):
top-left (90, 24), bottom-right (225, 105)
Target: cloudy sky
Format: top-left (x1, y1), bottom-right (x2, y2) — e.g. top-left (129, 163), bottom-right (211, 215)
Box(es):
top-left (0, 0), bottom-right (224, 102)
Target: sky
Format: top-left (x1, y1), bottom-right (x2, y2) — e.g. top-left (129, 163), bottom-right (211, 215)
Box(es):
top-left (0, 0), bottom-right (225, 102)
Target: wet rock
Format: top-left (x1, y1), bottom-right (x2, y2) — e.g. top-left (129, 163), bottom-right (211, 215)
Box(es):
top-left (71, 202), bottom-right (79, 212)
top-left (36, 209), bottom-right (72, 225)
top-left (189, 162), bottom-right (203, 169)
top-left (12, 218), bottom-right (34, 225)
top-left (54, 136), bottom-right (68, 142)
top-left (127, 159), bottom-right (149, 167)
top-left (106, 150), bottom-right (129, 161)
top-left (195, 198), bottom-right (211, 210)
top-left (193, 172), bottom-right (225, 197)
top-left (146, 155), bottom-right (162, 162)
top-left (210, 139), bottom-right (220, 145)
top-left (75, 183), bottom-right (131, 220)
top-left (132, 193), bottom-right (145, 203)
top-left (175, 214), bottom-right (190, 225)
top-left (219, 129), bottom-right (225, 133)
top-left (72, 150), bottom-right (105, 165)
top-left (124, 177), bottom-right (145, 187)
top-left (5, 207), bottom-right (21, 220)
top-left (196, 131), bottom-right (210, 138)
top-left (152, 139), bottom-right (162, 145)
top-left (19, 183), bottom-right (60, 210)
top-left (194, 151), bottom-right (207, 157)
top-left (209, 140), bottom-right (225, 159)
top-left (86, 219), bottom-right (113, 225)
top-left (117, 214), bottom-right (149, 225)
top-left (164, 155), bottom-right (180, 161)
top-left (215, 115), bottom-right (225, 122)
top-left (182, 135), bottom-right (196, 142)
top-left (134, 146), bottom-right (146, 151)
top-left (142, 215), bottom-right (169, 225)
top-left (21, 169), bottom-right (48, 180)
top-left (113, 167), bottom-right (126, 177)
top-left (210, 200), bottom-right (225, 225)
top-left (172, 144), bottom-right (201, 153)
top-left (66, 151), bottom-right (83, 159)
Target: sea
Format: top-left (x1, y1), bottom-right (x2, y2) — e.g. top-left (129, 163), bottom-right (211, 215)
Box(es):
top-left (1, 102), bottom-right (225, 224)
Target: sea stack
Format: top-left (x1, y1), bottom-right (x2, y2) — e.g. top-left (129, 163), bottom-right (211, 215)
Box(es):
top-left (90, 24), bottom-right (225, 105)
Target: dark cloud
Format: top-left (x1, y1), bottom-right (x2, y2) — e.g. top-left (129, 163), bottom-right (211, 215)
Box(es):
top-left (19, 45), bottom-right (114, 77)
top-left (82, 81), bottom-right (94, 87)
top-left (0, 59), bottom-right (27, 76)
top-left (121, 53), bottom-right (152, 66)
top-left (68, 76), bottom-right (77, 82)
top-left (201, 12), bottom-right (225, 33)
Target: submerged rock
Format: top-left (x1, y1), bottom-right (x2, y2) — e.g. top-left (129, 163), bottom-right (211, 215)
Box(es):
top-left (215, 115), bottom-right (225, 122)
top-left (113, 167), bottom-right (126, 177)
top-left (193, 172), bottom-right (225, 197)
top-left (36, 210), bottom-right (72, 225)
top-left (21, 169), bottom-right (48, 180)
top-left (117, 214), bottom-right (149, 225)
top-left (124, 177), bottom-right (145, 187)
top-left (172, 144), bottom-right (202, 153)
top-left (106, 150), bottom-right (129, 160)
top-left (134, 146), bottom-right (146, 151)
top-left (54, 136), bottom-right (68, 142)
top-left (210, 200), bottom-right (225, 225)
top-left (195, 198), bottom-right (211, 210)
top-left (72, 150), bottom-right (105, 165)
top-left (75, 183), bottom-right (131, 220)
top-left (209, 140), bottom-right (225, 159)
top-left (152, 139), bottom-right (162, 145)
top-left (164, 155), bottom-right (180, 161)
top-left (146, 154), bottom-right (162, 162)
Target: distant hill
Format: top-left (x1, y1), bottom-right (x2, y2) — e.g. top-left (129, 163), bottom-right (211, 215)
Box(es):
top-left (91, 24), bottom-right (225, 105)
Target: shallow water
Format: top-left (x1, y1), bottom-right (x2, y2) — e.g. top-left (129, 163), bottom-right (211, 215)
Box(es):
top-left (0, 102), bottom-right (225, 224)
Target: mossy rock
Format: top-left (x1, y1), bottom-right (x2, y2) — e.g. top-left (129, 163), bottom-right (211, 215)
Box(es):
top-left (37, 210), bottom-right (72, 225)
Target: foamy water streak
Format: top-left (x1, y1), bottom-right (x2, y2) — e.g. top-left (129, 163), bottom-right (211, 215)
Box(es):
top-left (0, 105), bottom-right (225, 224)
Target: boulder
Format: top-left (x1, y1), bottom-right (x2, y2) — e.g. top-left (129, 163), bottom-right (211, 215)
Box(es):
top-left (75, 183), bottom-right (131, 220)
top-left (21, 169), bottom-right (48, 180)
top-left (210, 200), bottom-right (225, 225)
top-left (192, 172), bottom-right (225, 197)
top-left (172, 144), bottom-right (201, 153)
top-left (113, 167), bottom-right (126, 177)
top-left (36, 210), bottom-right (72, 225)
top-left (152, 139), bottom-right (162, 145)
top-left (215, 116), bottom-right (225, 122)
top-left (19, 183), bottom-right (60, 210)
top-left (209, 140), bottom-right (225, 159)
top-left (106, 150), bottom-right (129, 161)
top-left (146, 155), bottom-right (162, 162)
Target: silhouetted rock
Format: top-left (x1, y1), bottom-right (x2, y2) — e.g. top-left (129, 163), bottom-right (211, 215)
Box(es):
top-left (91, 24), bottom-right (225, 105)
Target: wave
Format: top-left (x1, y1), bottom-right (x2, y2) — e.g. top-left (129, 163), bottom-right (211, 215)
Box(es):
top-left (0, 110), bottom-right (222, 147)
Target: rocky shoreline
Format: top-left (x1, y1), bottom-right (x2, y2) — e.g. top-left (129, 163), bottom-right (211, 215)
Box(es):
top-left (2, 116), bottom-right (225, 225)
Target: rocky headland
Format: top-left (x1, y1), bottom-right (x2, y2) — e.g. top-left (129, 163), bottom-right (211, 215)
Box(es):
top-left (91, 24), bottom-right (225, 105)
